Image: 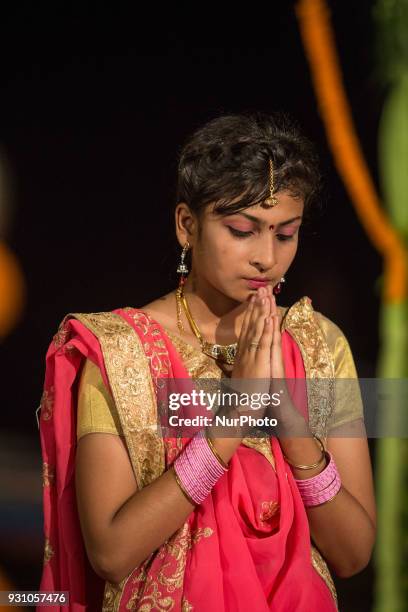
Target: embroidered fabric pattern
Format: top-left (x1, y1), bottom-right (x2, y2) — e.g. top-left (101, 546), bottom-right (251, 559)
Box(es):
top-left (74, 311), bottom-right (166, 490)
top-left (311, 546), bottom-right (338, 609)
top-left (42, 462), bottom-right (55, 488)
top-left (281, 297), bottom-right (336, 439)
top-left (114, 522), bottom-right (213, 611)
top-left (43, 538), bottom-right (54, 566)
top-left (260, 500), bottom-right (280, 522)
top-left (39, 387), bottom-right (55, 421)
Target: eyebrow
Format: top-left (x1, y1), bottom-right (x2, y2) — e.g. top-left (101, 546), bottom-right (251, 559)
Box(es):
top-left (234, 212), bottom-right (303, 227)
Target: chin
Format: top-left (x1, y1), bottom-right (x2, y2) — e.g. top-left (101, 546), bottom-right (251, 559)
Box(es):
top-left (215, 286), bottom-right (241, 303)
top-left (214, 279), bottom-right (250, 304)
top-left (230, 289), bottom-right (252, 304)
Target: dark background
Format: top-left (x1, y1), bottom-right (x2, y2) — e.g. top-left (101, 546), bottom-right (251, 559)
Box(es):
top-left (0, 2), bottom-right (381, 609)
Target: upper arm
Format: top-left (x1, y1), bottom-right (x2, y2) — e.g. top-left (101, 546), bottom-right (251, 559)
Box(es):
top-left (316, 312), bottom-right (376, 528)
top-left (75, 359), bottom-right (137, 577)
top-left (327, 435), bottom-right (376, 529)
top-left (316, 312), bottom-right (364, 430)
top-left (75, 432), bottom-right (138, 577)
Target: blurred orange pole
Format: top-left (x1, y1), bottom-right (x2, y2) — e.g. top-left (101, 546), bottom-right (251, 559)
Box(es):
top-left (295, 0), bottom-right (407, 303)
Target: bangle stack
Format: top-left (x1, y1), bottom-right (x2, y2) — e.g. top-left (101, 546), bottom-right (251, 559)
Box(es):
top-left (283, 436), bottom-right (341, 507)
top-left (294, 451), bottom-right (342, 507)
top-left (173, 429), bottom-right (229, 505)
top-left (174, 430), bottom-right (341, 508)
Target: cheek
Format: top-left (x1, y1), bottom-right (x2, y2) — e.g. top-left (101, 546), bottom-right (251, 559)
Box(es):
top-left (195, 233), bottom-right (228, 266)
top-left (199, 238), bottom-right (241, 276)
top-left (218, 235), bottom-right (251, 258)
top-left (280, 240), bottom-right (299, 264)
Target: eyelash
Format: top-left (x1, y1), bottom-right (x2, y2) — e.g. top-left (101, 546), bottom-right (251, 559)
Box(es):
top-left (227, 227), bottom-right (295, 241)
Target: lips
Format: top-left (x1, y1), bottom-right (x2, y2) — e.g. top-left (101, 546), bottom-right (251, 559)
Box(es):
top-left (246, 278), bottom-right (270, 289)
top-left (248, 278), bottom-right (270, 282)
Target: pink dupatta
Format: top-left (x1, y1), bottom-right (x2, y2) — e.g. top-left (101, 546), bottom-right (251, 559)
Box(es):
top-left (37, 307), bottom-right (337, 611)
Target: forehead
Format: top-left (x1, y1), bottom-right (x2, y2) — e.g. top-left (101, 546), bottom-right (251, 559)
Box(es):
top-left (205, 191), bottom-right (304, 225)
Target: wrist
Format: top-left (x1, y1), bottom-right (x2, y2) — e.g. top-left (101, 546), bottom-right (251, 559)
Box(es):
top-left (291, 453), bottom-right (329, 479)
top-left (280, 435), bottom-right (327, 479)
top-left (293, 451), bottom-right (342, 507)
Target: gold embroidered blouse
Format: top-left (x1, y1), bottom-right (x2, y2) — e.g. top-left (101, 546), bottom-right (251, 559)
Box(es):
top-left (77, 311), bottom-right (363, 441)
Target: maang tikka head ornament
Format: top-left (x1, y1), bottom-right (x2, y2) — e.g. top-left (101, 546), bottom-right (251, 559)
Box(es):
top-left (262, 157), bottom-right (279, 208)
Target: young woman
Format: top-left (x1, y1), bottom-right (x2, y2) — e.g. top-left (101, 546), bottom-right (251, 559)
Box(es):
top-left (38, 113), bottom-right (376, 611)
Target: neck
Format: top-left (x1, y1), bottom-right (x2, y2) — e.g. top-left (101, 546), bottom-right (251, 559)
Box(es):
top-left (180, 275), bottom-right (249, 341)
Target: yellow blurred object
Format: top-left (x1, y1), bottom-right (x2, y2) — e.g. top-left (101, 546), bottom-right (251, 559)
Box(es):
top-left (0, 241), bottom-right (25, 338)
top-left (0, 567), bottom-right (24, 611)
top-left (295, 0), bottom-right (407, 303)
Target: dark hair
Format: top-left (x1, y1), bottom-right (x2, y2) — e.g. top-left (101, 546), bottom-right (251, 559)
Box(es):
top-left (176, 112), bottom-right (321, 219)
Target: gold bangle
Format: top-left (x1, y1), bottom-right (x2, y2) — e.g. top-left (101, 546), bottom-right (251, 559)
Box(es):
top-left (205, 430), bottom-right (229, 469)
top-left (283, 435), bottom-right (326, 470)
top-left (173, 469), bottom-right (197, 507)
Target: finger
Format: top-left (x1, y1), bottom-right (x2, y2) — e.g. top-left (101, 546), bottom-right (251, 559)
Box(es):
top-left (257, 314), bottom-right (273, 354)
top-left (239, 291), bottom-right (263, 356)
top-left (248, 295), bottom-right (269, 345)
top-left (272, 314), bottom-right (282, 347)
top-left (245, 290), bottom-right (262, 332)
top-left (237, 295), bottom-right (255, 353)
top-left (270, 291), bottom-right (277, 317)
top-left (263, 286), bottom-right (272, 318)
top-left (264, 285), bottom-right (273, 315)
top-left (266, 284), bottom-right (273, 306)
top-left (271, 314), bottom-right (285, 378)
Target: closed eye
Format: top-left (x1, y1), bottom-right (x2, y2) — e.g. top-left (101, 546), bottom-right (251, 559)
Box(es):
top-left (227, 227), bottom-right (253, 238)
top-left (277, 234), bottom-right (295, 242)
top-left (228, 226), bottom-right (297, 241)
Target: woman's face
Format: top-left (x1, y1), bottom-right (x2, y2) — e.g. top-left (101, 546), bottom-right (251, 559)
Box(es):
top-left (189, 191), bottom-right (304, 304)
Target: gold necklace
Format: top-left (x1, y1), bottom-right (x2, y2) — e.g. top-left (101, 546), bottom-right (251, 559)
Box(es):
top-left (175, 287), bottom-right (238, 365)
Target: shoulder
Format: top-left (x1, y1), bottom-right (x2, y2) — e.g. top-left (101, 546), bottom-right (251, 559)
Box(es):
top-left (313, 310), bottom-right (348, 346)
top-left (50, 308), bottom-right (137, 353)
top-left (282, 296), bottom-right (348, 343)
top-left (313, 310), bottom-right (358, 372)
top-left (282, 296), bottom-right (357, 376)
top-left (64, 308), bottom-right (133, 335)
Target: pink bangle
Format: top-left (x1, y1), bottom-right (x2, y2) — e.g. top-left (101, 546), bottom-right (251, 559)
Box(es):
top-left (294, 452), bottom-right (342, 507)
top-left (173, 429), bottom-right (228, 505)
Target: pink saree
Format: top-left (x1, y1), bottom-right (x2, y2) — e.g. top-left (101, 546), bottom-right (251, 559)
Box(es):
top-left (37, 304), bottom-right (338, 611)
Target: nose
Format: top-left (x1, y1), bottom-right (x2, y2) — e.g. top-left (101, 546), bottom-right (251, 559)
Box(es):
top-left (249, 233), bottom-right (277, 273)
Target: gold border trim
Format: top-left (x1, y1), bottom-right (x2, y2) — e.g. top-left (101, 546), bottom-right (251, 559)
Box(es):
top-left (72, 311), bottom-right (166, 490)
top-left (311, 545), bottom-right (338, 608)
top-left (281, 296), bottom-right (336, 439)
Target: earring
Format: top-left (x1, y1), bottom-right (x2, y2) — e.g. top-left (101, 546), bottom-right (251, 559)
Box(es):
top-left (273, 276), bottom-right (286, 295)
top-left (176, 241), bottom-right (190, 288)
top-left (176, 241), bottom-right (190, 333)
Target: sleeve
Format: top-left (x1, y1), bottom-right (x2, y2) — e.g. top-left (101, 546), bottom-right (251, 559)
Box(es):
top-left (77, 358), bottom-right (124, 440)
top-left (315, 312), bottom-right (364, 431)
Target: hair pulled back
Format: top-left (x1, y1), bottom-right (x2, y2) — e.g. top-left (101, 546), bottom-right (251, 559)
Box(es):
top-left (176, 112), bottom-right (321, 219)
